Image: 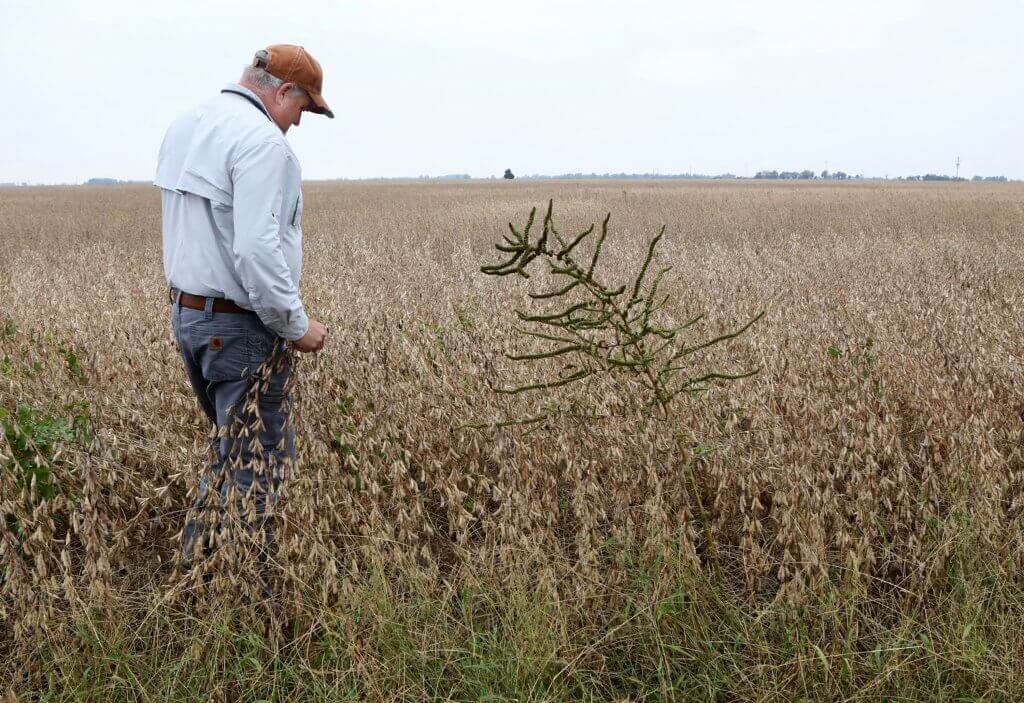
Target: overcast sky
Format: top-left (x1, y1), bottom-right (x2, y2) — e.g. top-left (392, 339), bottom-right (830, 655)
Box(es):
top-left (2, 0), bottom-right (1021, 183)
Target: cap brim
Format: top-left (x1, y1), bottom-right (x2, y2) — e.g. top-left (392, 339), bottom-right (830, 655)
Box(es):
top-left (309, 91), bottom-right (334, 119)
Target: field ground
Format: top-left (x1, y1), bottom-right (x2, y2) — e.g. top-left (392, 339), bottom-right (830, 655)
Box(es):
top-left (2, 179), bottom-right (1024, 700)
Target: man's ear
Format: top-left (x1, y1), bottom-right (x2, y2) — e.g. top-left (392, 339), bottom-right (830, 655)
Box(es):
top-left (276, 82), bottom-right (295, 103)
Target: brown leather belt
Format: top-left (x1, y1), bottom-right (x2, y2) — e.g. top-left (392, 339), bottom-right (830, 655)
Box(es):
top-left (169, 288), bottom-right (256, 315)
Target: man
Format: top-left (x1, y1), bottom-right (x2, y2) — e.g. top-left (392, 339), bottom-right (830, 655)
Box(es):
top-left (155, 45), bottom-right (331, 575)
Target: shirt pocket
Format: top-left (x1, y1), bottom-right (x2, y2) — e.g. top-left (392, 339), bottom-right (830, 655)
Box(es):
top-left (290, 191), bottom-right (303, 227)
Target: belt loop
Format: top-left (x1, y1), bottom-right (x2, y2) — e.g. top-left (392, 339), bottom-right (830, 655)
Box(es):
top-left (203, 296), bottom-right (214, 320)
top-left (174, 289), bottom-right (183, 313)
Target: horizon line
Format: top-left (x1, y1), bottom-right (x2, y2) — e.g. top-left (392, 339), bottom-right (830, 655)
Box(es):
top-left (2, 171), bottom-right (1020, 187)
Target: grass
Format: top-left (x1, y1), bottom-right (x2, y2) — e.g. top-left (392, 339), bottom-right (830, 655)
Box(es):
top-left (14, 549), bottom-right (1024, 702)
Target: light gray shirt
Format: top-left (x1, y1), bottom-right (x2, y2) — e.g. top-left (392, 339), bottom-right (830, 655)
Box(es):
top-left (155, 83), bottom-right (308, 340)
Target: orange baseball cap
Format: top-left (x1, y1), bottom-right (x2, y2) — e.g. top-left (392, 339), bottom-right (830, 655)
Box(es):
top-left (254, 44), bottom-right (334, 119)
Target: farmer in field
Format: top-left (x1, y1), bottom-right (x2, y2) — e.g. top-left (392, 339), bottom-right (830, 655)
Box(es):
top-left (155, 45), bottom-right (330, 576)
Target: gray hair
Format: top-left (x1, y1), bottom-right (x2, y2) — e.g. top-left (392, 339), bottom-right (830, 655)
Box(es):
top-left (242, 51), bottom-right (310, 100)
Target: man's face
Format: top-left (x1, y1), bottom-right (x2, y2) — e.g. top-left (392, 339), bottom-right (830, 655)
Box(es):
top-left (269, 83), bottom-right (314, 134)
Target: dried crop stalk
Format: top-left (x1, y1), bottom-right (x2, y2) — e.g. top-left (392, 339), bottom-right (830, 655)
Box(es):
top-left (481, 200), bottom-right (763, 420)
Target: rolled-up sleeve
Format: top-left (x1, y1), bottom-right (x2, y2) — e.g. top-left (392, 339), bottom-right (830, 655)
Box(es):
top-left (229, 140), bottom-right (309, 341)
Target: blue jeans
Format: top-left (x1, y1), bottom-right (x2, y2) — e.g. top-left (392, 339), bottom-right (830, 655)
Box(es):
top-left (169, 294), bottom-right (294, 573)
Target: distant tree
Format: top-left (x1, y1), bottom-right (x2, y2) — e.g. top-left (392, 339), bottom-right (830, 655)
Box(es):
top-left (821, 170), bottom-right (830, 179)
top-left (503, 169), bottom-right (515, 180)
top-left (799, 170), bottom-right (815, 180)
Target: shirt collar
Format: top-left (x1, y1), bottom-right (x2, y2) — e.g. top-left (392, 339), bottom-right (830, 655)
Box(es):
top-left (220, 83), bottom-right (272, 121)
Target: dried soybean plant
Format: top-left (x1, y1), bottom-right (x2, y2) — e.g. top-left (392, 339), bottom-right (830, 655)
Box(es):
top-left (173, 336), bottom-right (298, 617)
top-left (8, 180), bottom-right (1024, 688)
top-left (480, 200), bottom-right (764, 420)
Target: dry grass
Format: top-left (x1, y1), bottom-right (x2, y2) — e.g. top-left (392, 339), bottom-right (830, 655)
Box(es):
top-left (2, 179), bottom-right (1024, 700)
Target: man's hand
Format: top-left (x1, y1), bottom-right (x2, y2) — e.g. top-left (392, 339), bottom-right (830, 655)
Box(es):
top-left (292, 319), bottom-right (327, 353)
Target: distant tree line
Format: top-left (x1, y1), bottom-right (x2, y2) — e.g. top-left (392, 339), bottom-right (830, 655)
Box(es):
top-left (85, 178), bottom-right (148, 185)
top-left (322, 171), bottom-right (1015, 183)
top-left (757, 170), bottom-right (858, 180)
top-left (897, 174), bottom-right (966, 182)
top-left (894, 175), bottom-right (1005, 182)
top-left (752, 171), bottom-right (1012, 182)
top-left (526, 172), bottom-right (737, 180)
top-left (1, 171), bottom-right (1014, 188)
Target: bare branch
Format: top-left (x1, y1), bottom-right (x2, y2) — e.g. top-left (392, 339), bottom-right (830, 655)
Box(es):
top-left (478, 201), bottom-right (763, 421)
